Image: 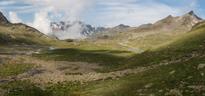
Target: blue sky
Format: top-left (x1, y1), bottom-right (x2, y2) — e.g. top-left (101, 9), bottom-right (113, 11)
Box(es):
top-left (0, 0), bottom-right (205, 28)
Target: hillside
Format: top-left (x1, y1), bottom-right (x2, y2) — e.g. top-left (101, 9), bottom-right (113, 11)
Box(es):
top-left (78, 21), bottom-right (205, 96)
top-left (84, 11), bottom-right (203, 52)
top-left (37, 20), bottom-right (205, 96)
top-left (0, 19), bottom-right (205, 96)
top-left (0, 12), bottom-right (60, 46)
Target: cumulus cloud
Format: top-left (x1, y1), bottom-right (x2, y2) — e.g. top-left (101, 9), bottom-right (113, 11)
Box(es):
top-left (24, 0), bottom-right (93, 37)
top-left (53, 23), bottom-right (86, 39)
top-left (9, 12), bottom-right (22, 23)
top-left (28, 11), bottom-right (51, 35)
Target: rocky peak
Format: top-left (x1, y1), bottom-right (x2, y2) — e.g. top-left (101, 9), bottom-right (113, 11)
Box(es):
top-left (0, 12), bottom-right (10, 24)
top-left (188, 10), bottom-right (195, 15)
top-left (183, 10), bottom-right (203, 20)
top-left (154, 15), bottom-right (175, 25)
top-left (137, 11), bottom-right (203, 32)
top-left (114, 24), bottom-right (130, 29)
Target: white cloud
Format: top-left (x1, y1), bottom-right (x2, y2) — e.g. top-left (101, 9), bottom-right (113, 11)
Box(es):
top-left (25, 0), bottom-right (93, 20)
top-left (24, 0), bottom-right (94, 38)
top-left (54, 23), bottom-right (86, 39)
top-left (9, 12), bottom-right (22, 23)
top-left (28, 11), bottom-right (51, 35)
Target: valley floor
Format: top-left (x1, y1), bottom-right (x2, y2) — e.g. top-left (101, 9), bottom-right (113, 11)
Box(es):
top-left (0, 42), bottom-right (205, 96)
top-left (1, 22), bottom-right (205, 96)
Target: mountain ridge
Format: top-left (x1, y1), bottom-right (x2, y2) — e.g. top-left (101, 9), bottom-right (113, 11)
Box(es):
top-left (134, 11), bottom-right (203, 33)
top-left (50, 11), bottom-right (203, 40)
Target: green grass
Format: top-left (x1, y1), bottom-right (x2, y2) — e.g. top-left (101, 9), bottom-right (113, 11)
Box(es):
top-left (1, 20), bottom-right (205, 96)
top-left (76, 22), bottom-right (205, 96)
top-left (0, 81), bottom-right (48, 96)
top-left (0, 81), bottom-right (82, 96)
top-left (45, 81), bottom-right (82, 96)
top-left (0, 63), bottom-right (33, 77)
top-left (80, 56), bottom-right (205, 96)
top-left (35, 22), bottom-right (205, 71)
top-left (123, 22), bottom-right (205, 68)
top-left (6, 57), bottom-right (204, 96)
top-left (35, 21), bottom-right (205, 72)
top-left (0, 24), bottom-right (69, 47)
top-left (28, 22), bottom-right (205, 96)
top-left (2, 57), bottom-right (204, 96)
top-left (35, 48), bottom-right (132, 71)
top-left (0, 32), bottom-right (38, 45)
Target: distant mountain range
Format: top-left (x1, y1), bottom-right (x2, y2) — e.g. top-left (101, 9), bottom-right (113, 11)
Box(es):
top-left (50, 21), bottom-right (130, 40)
top-left (135, 11), bottom-right (203, 32)
top-left (0, 10), bottom-right (203, 41)
top-left (50, 11), bottom-right (203, 40)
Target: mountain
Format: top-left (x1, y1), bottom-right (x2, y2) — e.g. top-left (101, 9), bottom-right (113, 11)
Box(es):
top-left (135, 11), bottom-right (203, 32)
top-left (107, 24), bottom-right (130, 33)
top-left (50, 21), bottom-right (132, 40)
top-left (78, 21), bottom-right (205, 96)
top-left (50, 21), bottom-right (107, 40)
top-left (0, 11), bottom-right (56, 45)
top-left (113, 24), bottom-right (130, 29)
top-left (89, 11), bottom-right (203, 41)
top-left (82, 11), bottom-right (204, 51)
top-left (0, 12), bottom-right (10, 25)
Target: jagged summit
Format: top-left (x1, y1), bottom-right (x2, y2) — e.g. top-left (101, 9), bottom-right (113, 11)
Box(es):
top-left (188, 10), bottom-right (195, 15)
top-left (50, 21), bottom-right (107, 40)
top-left (184, 10), bottom-right (203, 20)
top-left (0, 11), bottom-right (10, 24)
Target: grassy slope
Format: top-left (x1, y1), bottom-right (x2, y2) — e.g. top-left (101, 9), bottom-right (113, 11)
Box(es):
top-left (79, 21), bottom-right (205, 96)
top-left (35, 27), bottom-right (199, 72)
top-left (0, 24), bottom-right (69, 47)
top-left (10, 22), bottom-right (205, 96)
top-left (0, 63), bottom-right (33, 77)
top-left (1, 21), bottom-right (205, 96)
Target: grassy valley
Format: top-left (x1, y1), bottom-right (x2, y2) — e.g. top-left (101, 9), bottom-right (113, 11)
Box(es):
top-left (0, 11), bottom-right (205, 96)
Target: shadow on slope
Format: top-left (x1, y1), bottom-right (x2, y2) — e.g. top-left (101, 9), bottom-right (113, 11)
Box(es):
top-left (79, 22), bottom-right (205, 95)
top-left (36, 48), bottom-right (131, 70)
top-left (35, 21), bottom-right (205, 72)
